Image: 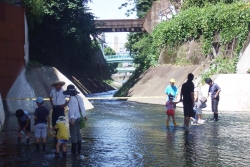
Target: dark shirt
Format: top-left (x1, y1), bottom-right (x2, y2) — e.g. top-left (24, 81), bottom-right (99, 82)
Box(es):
top-left (34, 106), bottom-right (49, 125)
top-left (181, 81), bottom-right (194, 104)
top-left (209, 83), bottom-right (221, 99)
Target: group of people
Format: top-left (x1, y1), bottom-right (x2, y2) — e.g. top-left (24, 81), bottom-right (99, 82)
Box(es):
top-left (165, 74), bottom-right (221, 129)
top-left (15, 80), bottom-right (87, 158)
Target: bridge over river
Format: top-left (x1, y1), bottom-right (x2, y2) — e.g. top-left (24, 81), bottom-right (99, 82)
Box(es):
top-left (104, 54), bottom-right (134, 63)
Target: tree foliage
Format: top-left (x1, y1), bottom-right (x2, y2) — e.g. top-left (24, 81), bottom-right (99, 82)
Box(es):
top-left (115, 0), bottom-right (155, 97)
top-left (153, 2), bottom-right (250, 73)
top-left (104, 46), bottom-right (118, 74)
top-left (182, 0), bottom-right (239, 9)
top-left (126, 33), bottom-right (157, 70)
top-left (24, 0), bottom-right (99, 70)
top-left (104, 46), bottom-right (116, 55)
top-left (121, 0), bottom-right (156, 70)
top-left (119, 0), bottom-right (155, 18)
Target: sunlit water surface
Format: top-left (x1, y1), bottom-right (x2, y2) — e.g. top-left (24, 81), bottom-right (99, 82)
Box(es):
top-left (0, 91), bottom-right (250, 167)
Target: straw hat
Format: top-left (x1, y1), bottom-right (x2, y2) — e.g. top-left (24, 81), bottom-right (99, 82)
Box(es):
top-left (51, 80), bottom-right (65, 87)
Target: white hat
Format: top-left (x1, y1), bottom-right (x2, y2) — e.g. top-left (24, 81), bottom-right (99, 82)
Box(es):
top-left (51, 80), bottom-right (65, 87)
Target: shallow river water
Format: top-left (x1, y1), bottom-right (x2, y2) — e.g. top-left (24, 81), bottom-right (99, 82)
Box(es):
top-left (0, 91), bottom-right (250, 167)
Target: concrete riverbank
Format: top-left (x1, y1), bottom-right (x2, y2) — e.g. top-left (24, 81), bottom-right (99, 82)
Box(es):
top-left (5, 66), bottom-right (94, 114)
top-left (125, 65), bottom-right (250, 112)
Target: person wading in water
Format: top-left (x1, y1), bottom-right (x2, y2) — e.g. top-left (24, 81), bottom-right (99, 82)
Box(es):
top-left (179, 73), bottom-right (195, 130)
top-left (205, 78), bottom-right (221, 121)
top-left (50, 80), bottom-right (69, 146)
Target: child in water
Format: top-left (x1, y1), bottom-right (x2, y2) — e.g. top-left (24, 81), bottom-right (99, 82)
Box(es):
top-left (16, 109), bottom-right (31, 145)
top-left (53, 116), bottom-right (69, 158)
top-left (166, 94), bottom-right (179, 127)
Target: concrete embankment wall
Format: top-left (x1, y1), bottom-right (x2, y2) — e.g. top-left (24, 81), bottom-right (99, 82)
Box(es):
top-left (127, 65), bottom-right (250, 112)
top-left (199, 74), bottom-right (250, 112)
top-left (127, 65), bottom-right (200, 104)
top-left (6, 66), bottom-right (94, 114)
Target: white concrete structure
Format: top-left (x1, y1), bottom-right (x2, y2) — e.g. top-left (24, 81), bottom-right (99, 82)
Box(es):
top-left (6, 67), bottom-right (94, 114)
top-left (200, 74), bottom-right (250, 112)
top-left (54, 67), bottom-right (94, 111)
top-left (0, 94), bottom-right (5, 132)
top-left (237, 43), bottom-right (250, 74)
top-left (6, 69), bottom-right (35, 113)
top-left (177, 74), bottom-right (250, 112)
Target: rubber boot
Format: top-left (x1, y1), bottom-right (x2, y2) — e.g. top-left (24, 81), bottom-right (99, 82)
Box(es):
top-left (173, 120), bottom-right (179, 127)
top-left (42, 143), bottom-right (46, 151)
top-left (26, 138), bottom-right (30, 145)
top-left (36, 143), bottom-right (40, 151)
top-left (55, 152), bottom-right (59, 158)
top-left (77, 141), bottom-right (82, 154)
top-left (54, 137), bottom-right (57, 148)
top-left (63, 152), bottom-right (67, 158)
top-left (71, 143), bottom-right (77, 155)
top-left (17, 137), bottom-right (21, 145)
top-left (166, 120), bottom-right (169, 127)
top-left (215, 113), bottom-right (218, 121)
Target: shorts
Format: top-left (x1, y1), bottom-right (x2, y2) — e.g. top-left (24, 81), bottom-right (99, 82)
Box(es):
top-left (212, 98), bottom-right (219, 112)
top-left (19, 121), bottom-right (31, 133)
top-left (58, 139), bottom-right (68, 143)
top-left (183, 103), bottom-right (194, 117)
top-left (166, 109), bottom-right (175, 116)
top-left (196, 108), bottom-right (202, 114)
top-left (35, 123), bottom-right (47, 138)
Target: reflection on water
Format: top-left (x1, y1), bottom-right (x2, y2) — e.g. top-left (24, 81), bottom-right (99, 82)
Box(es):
top-left (0, 91), bottom-right (250, 166)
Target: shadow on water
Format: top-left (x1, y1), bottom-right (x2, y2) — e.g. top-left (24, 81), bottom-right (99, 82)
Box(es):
top-left (1, 91), bottom-right (250, 166)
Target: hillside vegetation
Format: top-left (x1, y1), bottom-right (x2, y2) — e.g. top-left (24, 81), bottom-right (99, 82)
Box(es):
top-left (115, 0), bottom-right (250, 96)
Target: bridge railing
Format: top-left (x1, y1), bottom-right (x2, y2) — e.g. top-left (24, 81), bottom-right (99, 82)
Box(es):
top-left (104, 53), bottom-right (134, 59)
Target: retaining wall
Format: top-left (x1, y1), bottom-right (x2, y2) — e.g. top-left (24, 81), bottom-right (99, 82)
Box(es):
top-left (0, 2), bottom-right (25, 97)
top-left (6, 66), bottom-right (94, 114)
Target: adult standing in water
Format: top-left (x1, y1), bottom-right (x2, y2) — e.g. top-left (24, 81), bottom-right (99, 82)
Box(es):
top-left (165, 78), bottom-right (178, 101)
top-left (193, 86), bottom-right (206, 124)
top-left (50, 80), bottom-right (68, 144)
top-left (179, 73), bottom-right (195, 129)
top-left (205, 78), bottom-right (221, 121)
top-left (63, 85), bottom-right (87, 155)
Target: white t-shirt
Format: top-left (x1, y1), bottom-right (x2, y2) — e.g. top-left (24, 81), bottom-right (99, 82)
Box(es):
top-left (50, 89), bottom-right (68, 105)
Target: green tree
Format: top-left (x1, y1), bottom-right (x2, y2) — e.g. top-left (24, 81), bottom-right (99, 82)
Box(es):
top-left (115, 0), bottom-right (155, 97)
top-left (119, 0), bottom-right (155, 18)
top-left (104, 46), bottom-right (116, 55)
top-left (104, 46), bottom-right (118, 74)
top-left (24, 0), bottom-right (99, 71)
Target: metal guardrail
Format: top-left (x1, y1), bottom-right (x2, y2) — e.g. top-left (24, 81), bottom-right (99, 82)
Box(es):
top-left (105, 54), bottom-right (134, 59)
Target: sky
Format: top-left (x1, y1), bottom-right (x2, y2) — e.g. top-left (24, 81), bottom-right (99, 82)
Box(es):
top-left (87, 0), bottom-right (137, 52)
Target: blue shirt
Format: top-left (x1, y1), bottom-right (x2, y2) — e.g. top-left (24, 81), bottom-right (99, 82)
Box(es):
top-left (165, 85), bottom-right (178, 100)
top-left (20, 111), bottom-right (30, 122)
top-left (209, 83), bottom-right (221, 99)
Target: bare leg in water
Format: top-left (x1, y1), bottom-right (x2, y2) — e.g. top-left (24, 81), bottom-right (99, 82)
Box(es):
top-left (184, 117), bottom-right (190, 128)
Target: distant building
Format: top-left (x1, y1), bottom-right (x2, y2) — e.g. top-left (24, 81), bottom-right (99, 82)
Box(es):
top-left (114, 35), bottom-right (119, 53)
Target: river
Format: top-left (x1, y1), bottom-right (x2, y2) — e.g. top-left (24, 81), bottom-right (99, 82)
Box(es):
top-left (0, 91), bottom-right (250, 167)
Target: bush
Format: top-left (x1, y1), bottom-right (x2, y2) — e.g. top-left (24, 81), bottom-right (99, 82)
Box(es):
top-left (152, 2), bottom-right (250, 72)
top-left (201, 55), bottom-right (236, 82)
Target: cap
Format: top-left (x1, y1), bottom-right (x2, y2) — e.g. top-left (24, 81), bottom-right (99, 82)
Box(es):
top-left (170, 78), bottom-right (175, 83)
top-left (58, 116), bottom-right (66, 121)
top-left (35, 97), bottom-right (44, 103)
top-left (168, 94), bottom-right (174, 99)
